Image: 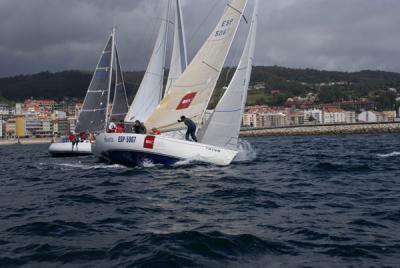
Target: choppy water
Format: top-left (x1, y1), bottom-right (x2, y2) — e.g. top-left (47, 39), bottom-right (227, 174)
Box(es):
top-left (1, 134), bottom-right (400, 267)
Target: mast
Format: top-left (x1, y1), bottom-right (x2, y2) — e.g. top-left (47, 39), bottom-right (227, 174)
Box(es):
top-left (105, 27), bottom-right (116, 131)
top-left (161, 0), bottom-right (172, 99)
top-left (165, 0), bottom-right (188, 96)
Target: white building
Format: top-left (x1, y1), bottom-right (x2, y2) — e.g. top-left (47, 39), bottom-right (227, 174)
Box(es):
top-left (357, 111), bottom-right (386, 123)
top-left (304, 109), bottom-right (323, 124)
top-left (0, 120), bottom-right (3, 138)
top-left (344, 111), bottom-right (356, 123)
top-left (322, 108), bottom-right (346, 124)
top-left (15, 103), bottom-right (23, 115)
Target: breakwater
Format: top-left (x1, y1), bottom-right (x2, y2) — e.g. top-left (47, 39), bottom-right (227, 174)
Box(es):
top-left (240, 122), bottom-right (400, 137)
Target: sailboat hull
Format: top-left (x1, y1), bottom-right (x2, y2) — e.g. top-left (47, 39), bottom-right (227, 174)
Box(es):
top-left (49, 142), bottom-right (93, 157)
top-left (93, 133), bottom-right (238, 166)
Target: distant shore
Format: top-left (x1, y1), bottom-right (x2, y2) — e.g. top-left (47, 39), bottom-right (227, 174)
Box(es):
top-left (240, 122), bottom-right (400, 137)
top-left (0, 137), bottom-right (53, 146)
top-left (1, 123), bottom-right (399, 145)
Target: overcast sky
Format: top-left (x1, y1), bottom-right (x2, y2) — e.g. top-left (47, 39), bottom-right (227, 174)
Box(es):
top-left (0, 0), bottom-right (399, 77)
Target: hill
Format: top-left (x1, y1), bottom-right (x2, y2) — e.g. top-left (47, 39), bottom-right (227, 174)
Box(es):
top-left (1, 66), bottom-right (399, 110)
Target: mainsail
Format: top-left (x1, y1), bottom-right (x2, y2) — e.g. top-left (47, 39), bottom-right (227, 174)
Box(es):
top-left (146, 0), bottom-right (248, 132)
top-left (200, 0), bottom-right (258, 150)
top-left (75, 30), bottom-right (115, 133)
top-left (165, 0), bottom-right (188, 95)
top-left (109, 46), bottom-right (129, 122)
top-left (124, 1), bottom-right (171, 123)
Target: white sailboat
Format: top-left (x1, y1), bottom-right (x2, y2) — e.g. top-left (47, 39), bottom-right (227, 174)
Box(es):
top-left (49, 29), bottom-right (128, 156)
top-left (93, 0), bottom-right (256, 166)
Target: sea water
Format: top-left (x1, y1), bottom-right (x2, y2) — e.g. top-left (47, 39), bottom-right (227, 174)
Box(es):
top-left (1, 134), bottom-right (400, 267)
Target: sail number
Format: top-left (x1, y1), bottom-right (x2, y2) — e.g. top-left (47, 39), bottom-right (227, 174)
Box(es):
top-left (215, 19), bottom-right (234, 37)
top-left (118, 136), bottom-right (136, 143)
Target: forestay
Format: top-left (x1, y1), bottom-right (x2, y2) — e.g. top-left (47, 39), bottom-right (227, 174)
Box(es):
top-left (75, 31), bottom-right (114, 133)
top-left (200, 0), bottom-right (258, 150)
top-left (146, 0), bottom-right (248, 132)
top-left (124, 1), bottom-right (170, 123)
top-left (165, 0), bottom-right (188, 95)
top-left (110, 47), bottom-right (129, 122)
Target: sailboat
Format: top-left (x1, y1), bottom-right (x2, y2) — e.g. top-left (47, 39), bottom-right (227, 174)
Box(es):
top-left (93, 0), bottom-right (256, 166)
top-left (49, 29), bottom-right (129, 156)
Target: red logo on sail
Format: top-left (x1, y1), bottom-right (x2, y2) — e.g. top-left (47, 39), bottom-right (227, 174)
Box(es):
top-left (144, 135), bottom-right (155, 149)
top-left (176, 92), bottom-right (197, 110)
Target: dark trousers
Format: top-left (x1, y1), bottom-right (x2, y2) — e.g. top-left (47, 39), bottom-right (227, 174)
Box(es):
top-left (186, 127), bottom-right (198, 142)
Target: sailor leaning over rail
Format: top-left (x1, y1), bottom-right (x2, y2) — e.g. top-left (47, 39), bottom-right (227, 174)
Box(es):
top-left (178, 116), bottom-right (198, 142)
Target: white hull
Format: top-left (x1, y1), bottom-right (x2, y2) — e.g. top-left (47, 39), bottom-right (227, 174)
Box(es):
top-left (49, 141), bottom-right (93, 156)
top-left (93, 133), bottom-right (238, 166)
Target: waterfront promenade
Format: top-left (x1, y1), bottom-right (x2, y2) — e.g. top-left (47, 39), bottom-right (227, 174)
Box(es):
top-left (0, 137), bottom-right (52, 145)
top-left (240, 122), bottom-right (400, 137)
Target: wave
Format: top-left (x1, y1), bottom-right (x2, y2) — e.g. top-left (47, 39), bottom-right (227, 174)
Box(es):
top-left (377, 152), bottom-right (400, 158)
top-left (233, 140), bottom-right (257, 162)
top-left (55, 163), bottom-right (126, 170)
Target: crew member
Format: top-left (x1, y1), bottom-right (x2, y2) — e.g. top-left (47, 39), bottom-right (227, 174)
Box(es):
top-left (80, 132), bottom-right (87, 141)
top-left (73, 135), bottom-right (79, 150)
top-left (178, 116), bottom-right (198, 142)
top-left (68, 133), bottom-right (75, 143)
top-left (89, 132), bottom-right (95, 143)
top-left (108, 121), bottom-right (116, 133)
top-left (116, 121), bottom-right (125, 133)
top-left (134, 120), bottom-right (147, 134)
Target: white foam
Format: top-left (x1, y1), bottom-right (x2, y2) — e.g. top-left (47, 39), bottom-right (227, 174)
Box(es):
top-left (233, 140), bottom-right (257, 162)
top-left (377, 152), bottom-right (400, 158)
top-left (56, 163), bottom-right (126, 170)
top-left (140, 159), bottom-right (157, 168)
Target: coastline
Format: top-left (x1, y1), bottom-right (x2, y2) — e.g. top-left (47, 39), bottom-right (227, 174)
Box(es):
top-left (240, 122), bottom-right (400, 137)
top-left (0, 138), bottom-right (53, 146)
top-left (1, 123), bottom-right (399, 145)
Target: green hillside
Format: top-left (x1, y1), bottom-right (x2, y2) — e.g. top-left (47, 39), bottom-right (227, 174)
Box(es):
top-left (1, 66), bottom-right (399, 110)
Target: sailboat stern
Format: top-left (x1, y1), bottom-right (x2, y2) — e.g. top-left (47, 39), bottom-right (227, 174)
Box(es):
top-left (93, 133), bottom-right (238, 167)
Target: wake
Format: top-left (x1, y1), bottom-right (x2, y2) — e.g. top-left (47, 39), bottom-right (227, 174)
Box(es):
top-left (55, 163), bottom-right (126, 170)
top-left (377, 152), bottom-right (400, 158)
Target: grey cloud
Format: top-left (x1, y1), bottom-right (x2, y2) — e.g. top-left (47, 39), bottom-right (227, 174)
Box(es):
top-left (0, 0), bottom-right (399, 77)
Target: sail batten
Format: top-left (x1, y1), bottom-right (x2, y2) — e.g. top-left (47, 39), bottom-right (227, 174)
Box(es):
top-left (146, 0), bottom-right (248, 132)
top-left (200, 0), bottom-right (258, 150)
top-left (75, 31), bottom-right (114, 133)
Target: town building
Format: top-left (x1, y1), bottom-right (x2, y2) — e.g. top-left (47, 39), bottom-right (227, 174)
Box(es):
top-left (322, 107), bottom-right (346, 124)
top-left (5, 118), bottom-right (16, 138)
top-left (287, 111), bottom-right (305, 125)
top-left (304, 109), bottom-right (323, 124)
top-left (357, 111), bottom-right (386, 123)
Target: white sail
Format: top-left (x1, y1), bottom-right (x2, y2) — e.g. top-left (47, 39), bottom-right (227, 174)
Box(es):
top-left (75, 30), bottom-right (115, 133)
top-left (124, 1), bottom-right (171, 123)
top-left (165, 0), bottom-right (188, 95)
top-left (146, 0), bottom-right (248, 132)
top-left (200, 0), bottom-right (258, 150)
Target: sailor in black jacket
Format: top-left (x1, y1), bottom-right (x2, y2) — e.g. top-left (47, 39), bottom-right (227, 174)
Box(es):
top-left (178, 116), bottom-right (198, 142)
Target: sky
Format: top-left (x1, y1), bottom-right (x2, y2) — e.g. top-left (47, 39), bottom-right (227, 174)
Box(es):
top-left (0, 0), bottom-right (399, 77)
